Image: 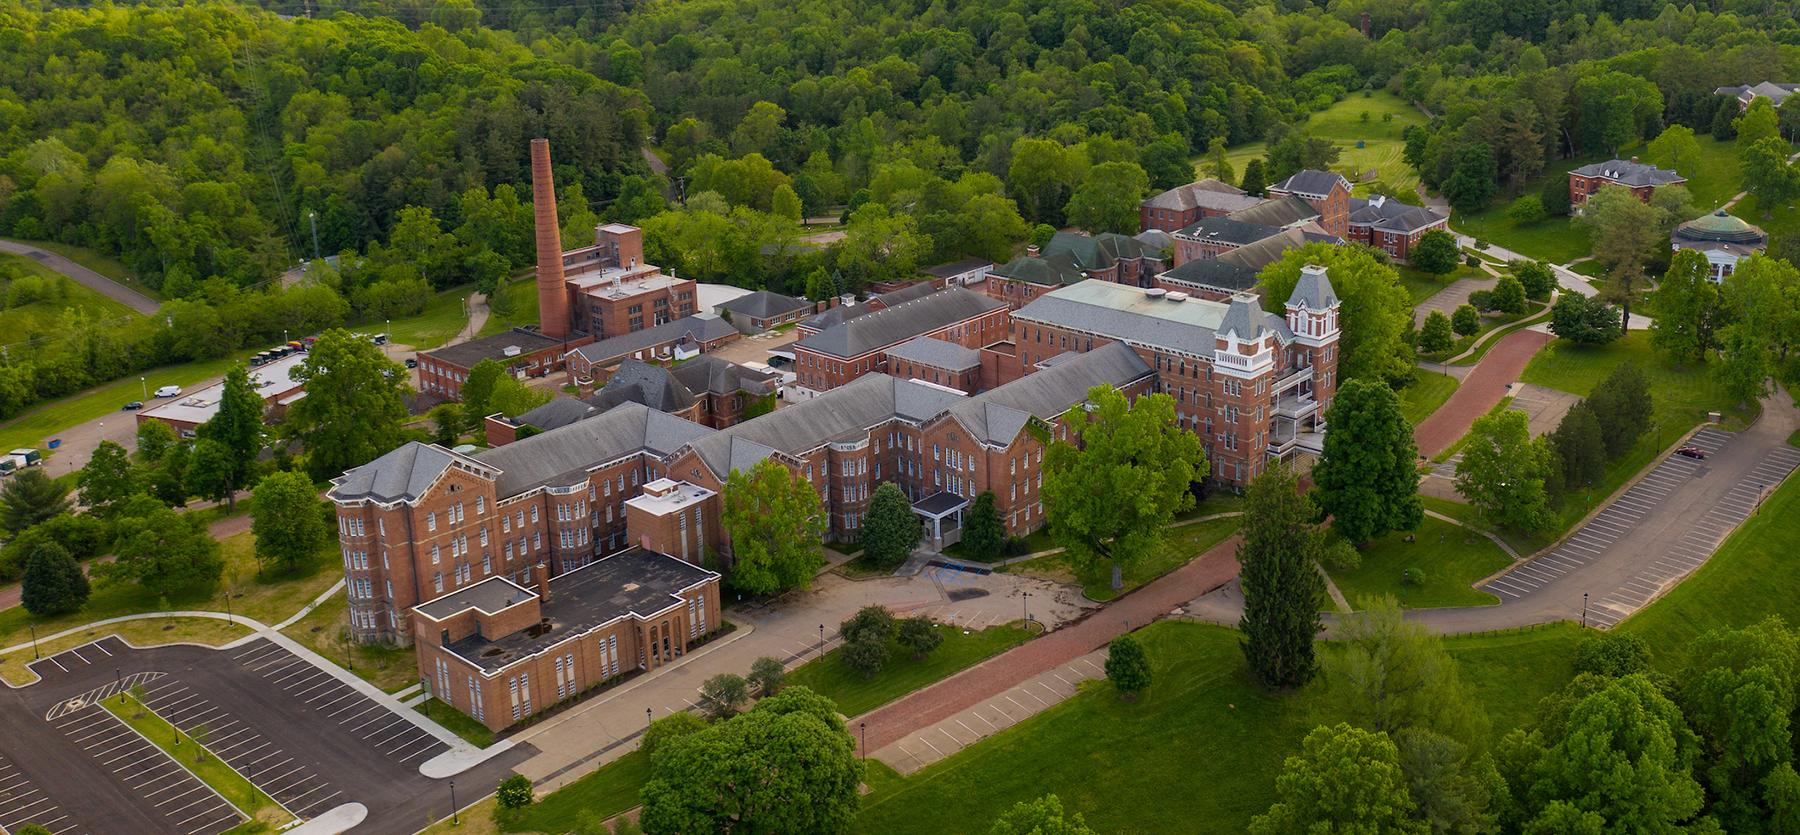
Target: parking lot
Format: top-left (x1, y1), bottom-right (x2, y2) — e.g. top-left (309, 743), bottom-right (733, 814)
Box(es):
top-left (0, 636), bottom-right (528, 835)
top-left (1470, 427), bottom-right (1800, 627)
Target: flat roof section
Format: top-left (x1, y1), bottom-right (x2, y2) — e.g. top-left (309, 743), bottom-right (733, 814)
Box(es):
top-left (438, 547), bottom-right (718, 673)
top-left (139, 353), bottom-right (308, 426)
top-left (423, 327), bottom-right (567, 370)
top-left (416, 576), bottom-right (536, 621)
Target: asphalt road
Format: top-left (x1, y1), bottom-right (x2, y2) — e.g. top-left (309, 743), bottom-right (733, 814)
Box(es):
top-left (0, 239), bottom-right (159, 315)
top-left (0, 636), bottom-right (529, 835)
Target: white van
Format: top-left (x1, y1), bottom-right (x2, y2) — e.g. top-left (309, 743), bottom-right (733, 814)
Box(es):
top-left (154, 385), bottom-right (182, 398)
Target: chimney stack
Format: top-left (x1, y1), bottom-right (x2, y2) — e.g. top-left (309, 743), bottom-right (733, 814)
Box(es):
top-left (1026, 244), bottom-right (1041, 258)
top-left (534, 562), bottom-right (552, 603)
top-left (531, 138), bottom-right (572, 340)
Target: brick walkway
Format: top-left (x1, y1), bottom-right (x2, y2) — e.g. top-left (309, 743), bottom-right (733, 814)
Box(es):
top-left (1412, 328), bottom-right (1552, 458)
top-left (855, 535), bottom-right (1243, 753)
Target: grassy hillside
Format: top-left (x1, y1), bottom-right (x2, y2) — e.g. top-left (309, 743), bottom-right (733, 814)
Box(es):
top-left (1211, 91), bottom-right (1426, 196)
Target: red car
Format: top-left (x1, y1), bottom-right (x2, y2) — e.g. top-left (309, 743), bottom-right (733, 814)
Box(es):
top-left (1676, 446), bottom-right (1706, 460)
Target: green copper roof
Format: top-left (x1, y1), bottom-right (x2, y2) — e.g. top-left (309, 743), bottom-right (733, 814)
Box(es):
top-left (1676, 210), bottom-right (1766, 244)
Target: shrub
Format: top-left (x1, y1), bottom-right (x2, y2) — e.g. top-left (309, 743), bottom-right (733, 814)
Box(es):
top-left (496, 774), bottom-right (534, 809)
top-left (1104, 634), bottom-right (1152, 699)
top-left (747, 656), bottom-right (785, 696)
top-left (897, 617), bottom-right (943, 659)
top-left (1321, 539), bottom-right (1362, 572)
top-left (1451, 304), bottom-right (1480, 337)
top-left (1464, 254), bottom-right (1481, 268)
top-left (839, 605), bottom-right (895, 645)
top-left (842, 635), bottom-right (890, 679)
top-left (699, 673), bottom-right (750, 717)
top-left (1506, 194), bottom-right (1548, 225)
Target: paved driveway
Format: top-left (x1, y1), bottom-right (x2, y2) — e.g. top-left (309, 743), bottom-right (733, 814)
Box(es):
top-left (1413, 328), bottom-right (1553, 458)
top-left (0, 239), bottom-right (159, 314)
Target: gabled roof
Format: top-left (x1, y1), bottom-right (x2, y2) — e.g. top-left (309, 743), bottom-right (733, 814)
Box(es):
top-left (1266, 169), bottom-right (1352, 199)
top-left (1141, 179), bottom-right (1266, 214)
top-left (1044, 231), bottom-right (1161, 269)
top-left (669, 355), bottom-right (779, 396)
top-left (681, 374), bottom-right (962, 477)
top-left (476, 402), bottom-right (713, 498)
top-left (990, 250), bottom-right (1089, 287)
top-left (1570, 159), bottom-right (1686, 187)
top-left (1223, 228), bottom-right (1313, 271)
top-left (1174, 216), bottom-right (1281, 247)
top-left (793, 288), bottom-right (1004, 359)
top-left (329, 442), bottom-right (480, 504)
top-left (798, 280), bottom-right (941, 331)
top-left (511, 397), bottom-right (602, 432)
top-left (1715, 82), bottom-right (1800, 105)
top-left (887, 335), bottom-right (982, 371)
top-left (569, 314), bottom-right (738, 367)
top-left (1226, 195), bottom-right (1321, 229)
top-left (1157, 258), bottom-right (1262, 294)
top-left (948, 343), bottom-right (1152, 445)
top-left (923, 258), bottom-right (993, 278)
top-left (423, 327), bottom-right (567, 370)
top-left (1348, 196), bottom-right (1447, 234)
top-left (589, 359), bottom-right (696, 413)
top-left (1014, 281), bottom-right (1293, 357)
top-left (716, 290), bottom-right (810, 319)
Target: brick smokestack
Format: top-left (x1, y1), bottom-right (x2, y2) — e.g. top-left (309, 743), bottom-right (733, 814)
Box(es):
top-left (531, 138), bottom-right (571, 339)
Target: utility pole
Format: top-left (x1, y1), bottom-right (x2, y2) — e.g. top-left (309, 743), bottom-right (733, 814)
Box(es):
top-left (308, 210), bottom-right (321, 261)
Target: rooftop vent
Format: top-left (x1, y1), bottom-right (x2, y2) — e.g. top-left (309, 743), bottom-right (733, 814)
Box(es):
top-left (622, 582), bottom-right (641, 593)
top-left (503, 345), bottom-right (522, 357)
top-left (1145, 288), bottom-right (1168, 299)
top-left (1166, 291), bottom-right (1190, 302)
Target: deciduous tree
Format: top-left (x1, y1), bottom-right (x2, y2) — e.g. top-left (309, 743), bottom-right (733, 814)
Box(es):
top-left (1249, 723), bottom-right (1425, 835)
top-left (699, 673), bottom-right (750, 717)
top-left (748, 656), bottom-right (785, 696)
top-left (1313, 379), bottom-right (1421, 543)
top-left (1042, 386), bottom-right (1205, 590)
top-left (1238, 462), bottom-right (1324, 689)
top-left (1578, 185), bottom-right (1672, 330)
top-left (1513, 261), bottom-right (1556, 300)
top-left (1260, 244), bottom-right (1414, 384)
top-left (1335, 597), bottom-right (1483, 739)
top-left (721, 459), bottom-right (826, 595)
top-left (1064, 161), bottom-right (1150, 235)
top-left (251, 470), bottom-right (325, 573)
top-left (1104, 634), bottom-right (1151, 700)
top-left (1743, 137), bottom-right (1800, 218)
top-left (1454, 410), bottom-right (1554, 533)
top-left (99, 503), bottom-right (223, 596)
top-left (990, 795), bottom-right (1096, 835)
top-left (77, 440), bottom-right (137, 515)
top-left (287, 330), bottom-right (410, 480)
top-left (1525, 675), bottom-right (1705, 831)
top-left (1419, 311), bottom-right (1455, 354)
top-left (1652, 250), bottom-right (1722, 364)
top-left (1452, 304), bottom-right (1480, 337)
top-left (1548, 294), bottom-right (1622, 345)
top-left (861, 482), bottom-right (920, 568)
top-left (1412, 230), bottom-right (1460, 275)
top-left (195, 366), bottom-right (266, 505)
top-left (897, 617), bottom-right (942, 660)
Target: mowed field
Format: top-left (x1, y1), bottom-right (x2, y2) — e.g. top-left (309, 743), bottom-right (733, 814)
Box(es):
top-left (1204, 91), bottom-right (1426, 196)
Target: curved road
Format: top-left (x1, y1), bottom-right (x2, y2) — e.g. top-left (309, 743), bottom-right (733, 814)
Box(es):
top-left (0, 239), bottom-right (158, 315)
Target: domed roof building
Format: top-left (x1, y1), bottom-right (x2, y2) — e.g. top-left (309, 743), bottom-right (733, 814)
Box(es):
top-left (1671, 210), bottom-right (1767, 282)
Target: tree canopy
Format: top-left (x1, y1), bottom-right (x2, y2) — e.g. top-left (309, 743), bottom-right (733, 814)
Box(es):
top-left (720, 458), bottom-right (826, 595)
top-left (1259, 244), bottom-right (1413, 385)
top-left (1312, 378), bottom-right (1421, 544)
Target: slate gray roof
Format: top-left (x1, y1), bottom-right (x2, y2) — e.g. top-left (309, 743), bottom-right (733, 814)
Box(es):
top-left (1570, 159), bottom-right (1687, 187)
top-left (1141, 179), bottom-right (1265, 214)
top-left (476, 402), bottom-right (713, 497)
top-left (424, 327), bottom-right (566, 370)
top-left (887, 335), bottom-right (982, 371)
top-left (329, 442), bottom-right (474, 504)
top-left (1217, 295), bottom-right (1269, 341)
top-left (1715, 82), bottom-right (1800, 106)
top-left (948, 343), bottom-right (1151, 445)
top-left (1288, 265), bottom-right (1340, 311)
top-left (588, 360), bottom-right (696, 413)
top-left (1134, 229), bottom-right (1174, 251)
top-left (1267, 169), bottom-right (1351, 198)
top-left (682, 374), bottom-right (962, 477)
top-left (1223, 228), bottom-right (1311, 271)
top-left (989, 251), bottom-right (1089, 287)
top-left (798, 280), bottom-right (941, 331)
top-left (716, 290), bottom-right (809, 320)
top-left (1174, 216), bottom-right (1280, 247)
top-left (670, 355), bottom-right (780, 396)
top-left (794, 287), bottom-right (1004, 359)
top-left (569, 314), bottom-right (737, 367)
top-left (511, 398), bottom-right (602, 432)
top-left (1013, 281), bottom-right (1293, 357)
top-left (1226, 196), bottom-right (1321, 229)
top-left (1158, 258), bottom-right (1261, 294)
top-left (1348, 196), bottom-right (1447, 234)
top-left (1044, 231), bottom-right (1161, 269)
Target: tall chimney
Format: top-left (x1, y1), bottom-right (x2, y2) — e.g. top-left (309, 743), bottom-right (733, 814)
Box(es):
top-left (534, 561), bottom-right (552, 603)
top-left (531, 138), bottom-right (572, 339)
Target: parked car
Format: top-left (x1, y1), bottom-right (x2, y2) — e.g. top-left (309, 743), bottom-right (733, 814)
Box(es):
top-left (154, 385), bottom-right (182, 398)
top-left (1677, 446), bottom-right (1707, 460)
top-left (404, 358), bottom-right (418, 369)
top-left (122, 401), bottom-right (144, 411)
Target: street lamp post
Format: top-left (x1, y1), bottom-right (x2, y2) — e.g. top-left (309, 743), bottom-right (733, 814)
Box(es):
top-left (1022, 591), bottom-right (1031, 623)
top-left (818, 624), bottom-right (826, 658)
top-left (1582, 592), bottom-right (1589, 627)
top-left (115, 667), bottom-right (122, 702)
top-left (860, 721), bottom-right (867, 761)
top-left (29, 623), bottom-right (38, 659)
top-left (140, 377), bottom-right (147, 400)
top-left (646, 707), bottom-right (653, 731)
top-left (450, 780), bottom-right (458, 825)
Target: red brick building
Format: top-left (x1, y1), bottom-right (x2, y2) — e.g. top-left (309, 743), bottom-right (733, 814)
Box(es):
top-left (564, 314), bottom-right (739, 382)
top-left (1345, 195), bottom-right (1450, 262)
top-left (1011, 265), bottom-right (1341, 485)
top-left (1265, 170), bottom-right (1352, 238)
top-left (986, 232), bottom-right (1171, 311)
top-left (327, 402), bottom-right (715, 646)
top-left (417, 327), bottom-right (590, 401)
top-left (792, 287), bottom-right (1008, 394)
top-left (412, 546), bottom-right (720, 732)
top-left (484, 356), bottom-right (778, 445)
top-left (1569, 158), bottom-right (1686, 209)
top-left (885, 335), bottom-right (984, 393)
top-left (1139, 178), bottom-right (1264, 233)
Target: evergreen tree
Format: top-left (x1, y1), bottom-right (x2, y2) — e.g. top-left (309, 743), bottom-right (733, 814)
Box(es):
top-left (1586, 363), bottom-right (1653, 459)
top-left (1240, 159), bottom-right (1266, 196)
top-left (1104, 634), bottom-right (1152, 700)
top-left (860, 482), bottom-right (920, 568)
top-left (1238, 463), bottom-right (1324, 689)
top-left (1312, 379), bottom-right (1422, 544)
top-left (21, 541), bottom-right (88, 617)
top-left (960, 492), bottom-right (1005, 561)
top-left (1549, 401), bottom-right (1607, 489)
top-left (0, 469), bottom-right (71, 534)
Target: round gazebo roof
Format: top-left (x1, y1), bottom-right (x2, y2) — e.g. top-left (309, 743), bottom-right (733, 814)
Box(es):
top-left (1675, 210), bottom-right (1766, 244)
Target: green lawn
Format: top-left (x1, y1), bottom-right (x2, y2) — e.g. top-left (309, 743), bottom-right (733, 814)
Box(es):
top-left (106, 691), bottom-right (291, 828)
top-left (0, 351), bottom-right (252, 454)
top-left (1420, 495), bottom-right (1543, 558)
top-left (1327, 516), bottom-right (1510, 609)
top-left (1680, 134), bottom-right (1749, 211)
top-left (384, 284), bottom-right (477, 350)
top-left (1447, 307), bottom-right (1551, 367)
top-left (479, 276), bottom-right (541, 338)
top-left (416, 699), bottom-right (496, 748)
top-left (1399, 371), bottom-right (1459, 426)
top-left (1210, 91), bottom-right (1426, 196)
top-left (1451, 154), bottom-right (1596, 263)
top-left (281, 592), bottom-right (421, 693)
top-left (0, 252), bottom-right (136, 333)
top-left (1734, 190), bottom-right (1800, 243)
top-left (1398, 264), bottom-right (1480, 306)
top-left (787, 623), bottom-right (1035, 718)
top-left (854, 620), bottom-right (1586, 834)
top-left (1619, 471), bottom-right (1800, 656)
top-left (1004, 516), bottom-right (1242, 601)
top-left (1520, 331), bottom-right (1754, 534)
top-left (502, 750), bottom-right (649, 833)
